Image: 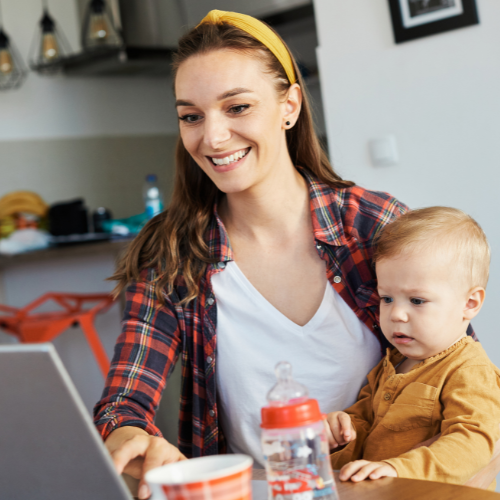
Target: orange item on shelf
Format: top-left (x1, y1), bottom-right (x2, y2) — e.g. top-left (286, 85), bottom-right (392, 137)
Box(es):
top-left (0, 293), bottom-right (114, 377)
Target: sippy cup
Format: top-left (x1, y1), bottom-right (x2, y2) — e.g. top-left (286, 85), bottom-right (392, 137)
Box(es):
top-left (261, 362), bottom-right (338, 500)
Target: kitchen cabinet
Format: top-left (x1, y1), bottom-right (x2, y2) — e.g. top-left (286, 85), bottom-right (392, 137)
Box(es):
top-left (76, 0), bottom-right (313, 42)
top-left (183, 0), bottom-right (312, 26)
top-left (76, 0), bottom-right (185, 48)
top-left (63, 0), bottom-right (314, 76)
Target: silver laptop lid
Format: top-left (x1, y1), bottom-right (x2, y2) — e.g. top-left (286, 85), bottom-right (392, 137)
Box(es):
top-left (0, 343), bottom-right (132, 500)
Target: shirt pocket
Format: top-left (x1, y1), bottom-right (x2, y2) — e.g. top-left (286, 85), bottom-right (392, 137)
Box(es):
top-left (381, 382), bottom-right (437, 431)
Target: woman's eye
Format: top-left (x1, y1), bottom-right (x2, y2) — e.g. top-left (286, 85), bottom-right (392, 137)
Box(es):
top-left (410, 298), bottom-right (426, 305)
top-left (179, 114), bottom-right (201, 124)
top-left (229, 104), bottom-right (249, 114)
top-left (381, 297), bottom-right (393, 304)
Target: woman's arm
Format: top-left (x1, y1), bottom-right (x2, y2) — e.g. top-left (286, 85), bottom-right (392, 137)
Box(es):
top-left (93, 273), bottom-right (185, 498)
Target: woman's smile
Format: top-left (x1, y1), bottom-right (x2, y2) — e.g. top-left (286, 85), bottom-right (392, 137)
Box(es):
top-left (207, 147), bottom-right (251, 173)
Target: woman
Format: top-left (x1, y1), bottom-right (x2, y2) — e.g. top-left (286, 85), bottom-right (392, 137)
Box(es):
top-left (93, 10), bottom-right (413, 499)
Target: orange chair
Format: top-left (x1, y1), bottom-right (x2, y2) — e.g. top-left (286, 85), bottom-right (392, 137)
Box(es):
top-left (0, 293), bottom-right (114, 377)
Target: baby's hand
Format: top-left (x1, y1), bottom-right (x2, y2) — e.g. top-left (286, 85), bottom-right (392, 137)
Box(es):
top-left (339, 460), bottom-right (397, 482)
top-left (325, 411), bottom-right (356, 450)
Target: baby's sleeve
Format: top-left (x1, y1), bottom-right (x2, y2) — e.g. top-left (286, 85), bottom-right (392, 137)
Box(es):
top-left (383, 363), bottom-right (500, 485)
top-left (330, 361), bottom-right (381, 470)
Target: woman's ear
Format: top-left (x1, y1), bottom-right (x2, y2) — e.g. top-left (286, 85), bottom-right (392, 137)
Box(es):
top-left (282, 83), bottom-right (302, 129)
top-left (463, 287), bottom-right (486, 321)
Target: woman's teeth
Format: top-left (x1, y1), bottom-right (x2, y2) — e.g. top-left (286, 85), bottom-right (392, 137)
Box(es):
top-left (211, 148), bottom-right (248, 165)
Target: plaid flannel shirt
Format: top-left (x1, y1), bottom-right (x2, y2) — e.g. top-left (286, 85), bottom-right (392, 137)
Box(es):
top-left (93, 169), bottom-right (476, 458)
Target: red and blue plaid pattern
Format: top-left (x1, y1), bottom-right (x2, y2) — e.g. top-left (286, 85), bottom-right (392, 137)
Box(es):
top-left (93, 170), bottom-right (475, 458)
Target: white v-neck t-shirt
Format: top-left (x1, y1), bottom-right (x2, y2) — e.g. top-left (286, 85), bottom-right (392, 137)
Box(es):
top-left (211, 261), bottom-right (381, 467)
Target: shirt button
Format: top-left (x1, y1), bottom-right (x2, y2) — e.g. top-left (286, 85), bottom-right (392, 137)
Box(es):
top-left (384, 393), bottom-right (391, 401)
top-left (219, 262), bottom-right (226, 269)
top-left (207, 356), bottom-right (212, 364)
top-left (333, 276), bottom-right (341, 283)
top-left (209, 410), bottom-right (215, 417)
top-left (316, 243), bottom-right (322, 250)
top-left (207, 297), bottom-right (214, 306)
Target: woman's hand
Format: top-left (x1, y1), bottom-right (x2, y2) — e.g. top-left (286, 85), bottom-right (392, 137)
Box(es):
top-left (105, 426), bottom-right (187, 499)
top-left (325, 411), bottom-right (356, 450)
top-left (339, 460), bottom-right (397, 482)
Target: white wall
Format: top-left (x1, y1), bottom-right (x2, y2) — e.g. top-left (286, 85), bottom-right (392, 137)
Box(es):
top-left (0, 0), bottom-right (178, 140)
top-left (0, 134), bottom-right (177, 219)
top-left (314, 0), bottom-right (500, 488)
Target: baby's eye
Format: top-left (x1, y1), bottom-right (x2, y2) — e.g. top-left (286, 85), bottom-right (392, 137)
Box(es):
top-left (381, 297), bottom-right (393, 304)
top-left (410, 298), bottom-right (426, 305)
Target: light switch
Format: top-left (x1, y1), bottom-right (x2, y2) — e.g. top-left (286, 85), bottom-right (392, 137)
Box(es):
top-left (369, 135), bottom-right (399, 167)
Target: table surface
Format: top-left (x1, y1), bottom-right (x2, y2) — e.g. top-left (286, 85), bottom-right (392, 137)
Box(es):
top-left (251, 469), bottom-right (500, 500)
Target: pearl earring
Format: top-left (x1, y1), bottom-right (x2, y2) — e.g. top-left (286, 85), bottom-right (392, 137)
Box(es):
top-left (286, 121), bottom-right (291, 126)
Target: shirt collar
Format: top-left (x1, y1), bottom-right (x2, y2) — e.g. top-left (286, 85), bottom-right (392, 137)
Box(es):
top-left (384, 336), bottom-right (473, 373)
top-left (207, 202), bottom-right (234, 263)
top-left (301, 168), bottom-right (347, 246)
top-left (207, 169), bottom-right (347, 262)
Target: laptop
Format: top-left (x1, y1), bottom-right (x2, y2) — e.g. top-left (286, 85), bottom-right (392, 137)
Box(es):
top-left (0, 343), bottom-right (133, 500)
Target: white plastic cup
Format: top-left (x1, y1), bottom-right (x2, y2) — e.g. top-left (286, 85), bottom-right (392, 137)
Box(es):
top-left (146, 454), bottom-right (254, 500)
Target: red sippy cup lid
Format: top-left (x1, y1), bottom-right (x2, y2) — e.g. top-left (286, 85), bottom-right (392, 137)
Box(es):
top-left (261, 398), bottom-right (323, 428)
top-left (260, 362), bottom-right (324, 429)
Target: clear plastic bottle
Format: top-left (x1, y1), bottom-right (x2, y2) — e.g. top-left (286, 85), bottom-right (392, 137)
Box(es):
top-left (261, 362), bottom-right (338, 500)
top-left (143, 174), bottom-right (164, 219)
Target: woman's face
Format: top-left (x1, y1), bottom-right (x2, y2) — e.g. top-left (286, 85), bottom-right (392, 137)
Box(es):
top-left (175, 49), bottom-right (301, 194)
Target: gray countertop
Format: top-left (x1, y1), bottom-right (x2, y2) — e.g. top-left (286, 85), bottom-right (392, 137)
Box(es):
top-left (0, 237), bottom-right (134, 269)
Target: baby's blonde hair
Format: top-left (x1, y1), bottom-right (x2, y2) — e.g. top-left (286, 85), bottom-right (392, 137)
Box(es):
top-left (373, 206), bottom-right (490, 289)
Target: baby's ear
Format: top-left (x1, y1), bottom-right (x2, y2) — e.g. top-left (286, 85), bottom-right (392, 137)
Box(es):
top-left (463, 287), bottom-right (486, 321)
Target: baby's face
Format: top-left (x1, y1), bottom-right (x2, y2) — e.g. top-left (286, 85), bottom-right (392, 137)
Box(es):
top-left (376, 248), bottom-right (471, 360)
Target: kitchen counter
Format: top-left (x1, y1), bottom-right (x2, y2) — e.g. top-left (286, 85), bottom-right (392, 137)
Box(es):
top-left (0, 237), bottom-right (133, 269)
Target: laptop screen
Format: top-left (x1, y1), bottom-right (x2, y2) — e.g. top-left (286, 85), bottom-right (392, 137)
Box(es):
top-left (0, 343), bottom-right (132, 500)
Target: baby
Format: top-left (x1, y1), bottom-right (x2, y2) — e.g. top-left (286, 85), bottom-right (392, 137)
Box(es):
top-left (328, 206), bottom-right (500, 489)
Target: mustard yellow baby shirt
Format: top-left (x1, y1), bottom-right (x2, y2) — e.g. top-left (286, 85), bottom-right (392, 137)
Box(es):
top-left (330, 336), bottom-right (500, 488)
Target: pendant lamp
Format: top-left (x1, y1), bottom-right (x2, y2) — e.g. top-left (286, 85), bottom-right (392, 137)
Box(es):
top-left (81, 0), bottom-right (122, 50)
top-left (0, 2), bottom-right (27, 90)
top-left (29, 0), bottom-right (72, 71)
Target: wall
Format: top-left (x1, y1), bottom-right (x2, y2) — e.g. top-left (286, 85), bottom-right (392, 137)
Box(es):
top-left (0, 0), bottom-right (179, 140)
top-left (0, 134), bottom-right (177, 218)
top-left (314, 0), bottom-right (500, 489)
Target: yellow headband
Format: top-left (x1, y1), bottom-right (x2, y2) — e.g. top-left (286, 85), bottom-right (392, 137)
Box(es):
top-left (198, 10), bottom-right (297, 85)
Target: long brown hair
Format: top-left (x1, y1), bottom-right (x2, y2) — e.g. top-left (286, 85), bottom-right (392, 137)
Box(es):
top-left (111, 20), bottom-right (354, 304)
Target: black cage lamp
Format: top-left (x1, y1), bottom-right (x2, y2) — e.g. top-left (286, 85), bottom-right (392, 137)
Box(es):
top-left (29, 0), bottom-right (72, 71)
top-left (82, 0), bottom-right (122, 50)
top-left (0, 2), bottom-right (28, 90)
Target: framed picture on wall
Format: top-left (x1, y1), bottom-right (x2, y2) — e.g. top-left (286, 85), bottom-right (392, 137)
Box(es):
top-left (388, 0), bottom-right (479, 43)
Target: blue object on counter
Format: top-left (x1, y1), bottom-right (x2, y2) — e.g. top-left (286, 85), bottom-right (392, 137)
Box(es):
top-left (101, 212), bottom-right (149, 236)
